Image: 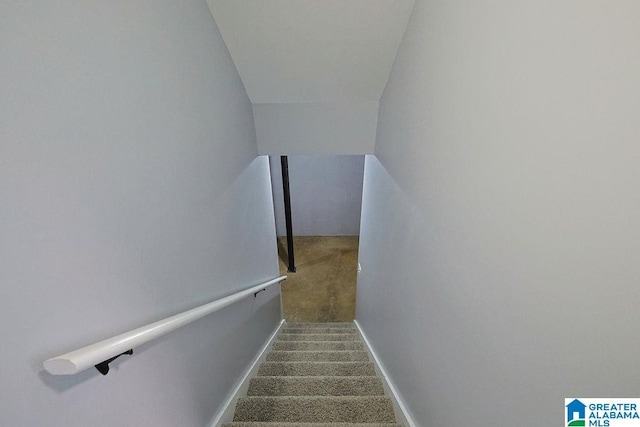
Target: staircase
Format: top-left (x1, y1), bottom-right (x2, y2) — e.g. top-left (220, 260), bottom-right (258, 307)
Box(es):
top-left (223, 322), bottom-right (402, 426)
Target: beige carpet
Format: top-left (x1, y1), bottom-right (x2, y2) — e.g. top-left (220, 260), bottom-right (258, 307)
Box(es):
top-left (278, 236), bottom-right (358, 323)
top-left (224, 323), bottom-right (401, 426)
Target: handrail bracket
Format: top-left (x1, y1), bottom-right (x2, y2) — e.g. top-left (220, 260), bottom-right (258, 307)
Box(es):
top-left (95, 349), bottom-right (133, 375)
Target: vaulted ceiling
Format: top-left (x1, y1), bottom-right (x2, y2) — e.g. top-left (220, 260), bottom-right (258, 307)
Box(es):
top-left (205, 0), bottom-right (414, 154)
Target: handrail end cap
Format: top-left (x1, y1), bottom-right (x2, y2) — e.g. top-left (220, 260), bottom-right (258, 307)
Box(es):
top-left (44, 358), bottom-right (77, 375)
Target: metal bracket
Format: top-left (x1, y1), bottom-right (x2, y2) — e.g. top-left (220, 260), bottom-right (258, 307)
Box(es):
top-left (95, 349), bottom-right (133, 375)
top-left (254, 288), bottom-right (266, 297)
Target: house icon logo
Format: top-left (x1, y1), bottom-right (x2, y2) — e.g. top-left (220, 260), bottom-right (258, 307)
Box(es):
top-left (566, 399), bottom-right (586, 426)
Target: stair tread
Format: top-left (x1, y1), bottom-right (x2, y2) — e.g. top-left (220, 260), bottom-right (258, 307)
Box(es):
top-left (274, 339), bottom-right (362, 344)
top-left (224, 423), bottom-right (402, 427)
top-left (258, 361), bottom-right (375, 377)
top-left (235, 395), bottom-right (393, 400)
top-left (267, 350), bottom-right (369, 362)
top-left (277, 333), bottom-right (360, 341)
top-left (248, 376), bottom-right (385, 396)
top-left (251, 375), bottom-right (380, 378)
top-left (268, 350), bottom-right (368, 353)
top-left (259, 362), bottom-right (373, 366)
top-left (273, 341), bottom-right (365, 351)
top-left (283, 328), bottom-right (360, 334)
top-left (223, 424), bottom-right (403, 427)
top-left (284, 323), bottom-right (355, 327)
top-left (233, 396), bottom-right (396, 423)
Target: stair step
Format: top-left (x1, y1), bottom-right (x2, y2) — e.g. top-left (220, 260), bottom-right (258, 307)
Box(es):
top-left (247, 376), bottom-right (385, 396)
top-left (278, 333), bottom-right (359, 342)
top-left (284, 323), bottom-right (355, 329)
top-left (233, 396), bottom-right (396, 423)
top-left (223, 423), bottom-right (403, 427)
top-left (283, 328), bottom-right (359, 334)
top-left (258, 362), bottom-right (375, 377)
top-left (273, 341), bottom-right (364, 351)
top-left (267, 351), bottom-right (369, 362)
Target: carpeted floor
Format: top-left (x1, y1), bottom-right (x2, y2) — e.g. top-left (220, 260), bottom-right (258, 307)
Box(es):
top-left (278, 236), bottom-right (358, 323)
top-left (223, 322), bottom-right (402, 426)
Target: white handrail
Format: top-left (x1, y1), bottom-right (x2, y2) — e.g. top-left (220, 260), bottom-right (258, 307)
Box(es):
top-left (44, 275), bottom-right (287, 375)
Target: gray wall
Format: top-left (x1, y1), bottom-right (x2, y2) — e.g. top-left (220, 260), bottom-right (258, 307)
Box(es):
top-left (255, 102), bottom-right (378, 155)
top-left (271, 156), bottom-right (364, 236)
top-left (357, 1), bottom-right (640, 425)
top-left (1, 1), bottom-right (280, 426)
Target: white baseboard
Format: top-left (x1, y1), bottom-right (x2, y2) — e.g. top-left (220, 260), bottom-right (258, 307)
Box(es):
top-left (208, 319), bottom-right (286, 427)
top-left (354, 319), bottom-right (416, 427)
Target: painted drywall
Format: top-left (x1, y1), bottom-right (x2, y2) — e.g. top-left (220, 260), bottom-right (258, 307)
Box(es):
top-left (357, 1), bottom-right (640, 425)
top-left (205, 0), bottom-right (414, 104)
top-left (254, 102), bottom-right (378, 155)
top-left (270, 156), bottom-right (364, 236)
top-left (206, 0), bottom-right (412, 156)
top-left (0, 1), bottom-right (280, 426)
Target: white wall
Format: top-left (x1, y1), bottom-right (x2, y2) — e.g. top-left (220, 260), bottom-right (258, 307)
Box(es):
top-left (254, 102), bottom-right (378, 155)
top-left (270, 156), bottom-right (364, 236)
top-left (0, 1), bottom-right (280, 426)
top-left (357, 1), bottom-right (640, 425)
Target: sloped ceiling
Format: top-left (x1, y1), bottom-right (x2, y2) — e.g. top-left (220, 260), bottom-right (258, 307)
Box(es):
top-left (206, 0), bottom-right (414, 154)
top-left (206, 0), bottom-right (414, 104)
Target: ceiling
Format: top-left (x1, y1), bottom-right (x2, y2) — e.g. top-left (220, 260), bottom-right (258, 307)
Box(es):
top-left (205, 0), bottom-right (415, 105)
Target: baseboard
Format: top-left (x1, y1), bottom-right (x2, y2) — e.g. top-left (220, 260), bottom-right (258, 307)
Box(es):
top-left (208, 319), bottom-right (286, 427)
top-left (354, 319), bottom-right (417, 427)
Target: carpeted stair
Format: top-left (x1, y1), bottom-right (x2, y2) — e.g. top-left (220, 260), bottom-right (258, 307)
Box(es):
top-left (223, 322), bottom-right (402, 427)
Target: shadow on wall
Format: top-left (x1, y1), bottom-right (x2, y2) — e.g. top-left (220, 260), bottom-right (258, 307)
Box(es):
top-left (277, 238), bottom-right (289, 267)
